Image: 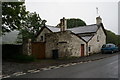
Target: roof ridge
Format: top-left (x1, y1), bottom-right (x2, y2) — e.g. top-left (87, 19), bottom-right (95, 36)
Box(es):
top-left (46, 25), bottom-right (60, 29)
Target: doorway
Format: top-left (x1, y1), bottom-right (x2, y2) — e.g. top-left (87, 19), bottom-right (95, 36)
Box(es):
top-left (81, 44), bottom-right (84, 57)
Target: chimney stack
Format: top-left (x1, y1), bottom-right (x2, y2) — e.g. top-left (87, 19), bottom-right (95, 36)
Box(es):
top-left (96, 16), bottom-right (102, 24)
top-left (60, 17), bottom-right (67, 31)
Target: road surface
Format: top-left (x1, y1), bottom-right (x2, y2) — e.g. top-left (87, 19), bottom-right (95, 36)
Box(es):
top-left (13, 54), bottom-right (119, 78)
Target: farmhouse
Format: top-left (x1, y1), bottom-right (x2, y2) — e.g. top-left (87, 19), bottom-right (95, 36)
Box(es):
top-left (35, 16), bottom-right (106, 58)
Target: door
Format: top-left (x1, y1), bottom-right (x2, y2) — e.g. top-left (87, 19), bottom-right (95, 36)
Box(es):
top-left (81, 44), bottom-right (84, 57)
top-left (32, 42), bottom-right (45, 59)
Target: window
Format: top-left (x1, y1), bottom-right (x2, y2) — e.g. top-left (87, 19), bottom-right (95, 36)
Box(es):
top-left (89, 46), bottom-right (91, 52)
top-left (97, 35), bottom-right (99, 42)
top-left (41, 36), bottom-right (43, 41)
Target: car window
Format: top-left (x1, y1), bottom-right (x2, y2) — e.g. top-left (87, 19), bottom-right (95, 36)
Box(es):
top-left (108, 45), bottom-right (112, 48)
top-left (102, 44), bottom-right (116, 48)
top-left (108, 44), bottom-right (115, 48)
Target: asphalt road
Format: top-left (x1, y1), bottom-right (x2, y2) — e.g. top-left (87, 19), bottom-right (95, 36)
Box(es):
top-left (13, 54), bottom-right (119, 78)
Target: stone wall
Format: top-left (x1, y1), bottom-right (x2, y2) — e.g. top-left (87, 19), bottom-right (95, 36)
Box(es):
top-left (36, 27), bottom-right (51, 42)
top-left (88, 27), bottom-right (106, 54)
top-left (22, 39), bottom-right (32, 56)
top-left (45, 31), bottom-right (86, 58)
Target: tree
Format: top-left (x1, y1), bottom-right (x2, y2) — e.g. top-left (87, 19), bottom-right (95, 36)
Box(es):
top-left (106, 30), bottom-right (119, 45)
top-left (2, 2), bottom-right (28, 34)
top-left (2, 2), bottom-right (46, 42)
top-left (18, 12), bottom-right (47, 41)
top-left (67, 18), bottom-right (86, 28)
top-left (117, 35), bottom-right (120, 45)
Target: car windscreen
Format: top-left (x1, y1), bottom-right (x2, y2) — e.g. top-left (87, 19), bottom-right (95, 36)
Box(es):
top-left (102, 44), bottom-right (115, 48)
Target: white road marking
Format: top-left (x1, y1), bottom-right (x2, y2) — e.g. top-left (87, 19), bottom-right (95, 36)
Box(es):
top-left (71, 63), bottom-right (77, 65)
top-left (58, 65), bottom-right (64, 67)
top-left (30, 70), bottom-right (40, 73)
top-left (28, 69), bottom-right (37, 73)
top-left (3, 75), bottom-right (10, 78)
top-left (15, 73), bottom-right (26, 76)
top-left (63, 64), bottom-right (70, 67)
top-left (54, 66), bottom-right (60, 69)
top-left (48, 66), bottom-right (56, 69)
top-left (13, 72), bottom-right (23, 76)
top-left (80, 62), bottom-right (83, 63)
top-left (41, 68), bottom-right (51, 70)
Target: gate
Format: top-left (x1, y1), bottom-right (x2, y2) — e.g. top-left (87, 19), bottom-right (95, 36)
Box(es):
top-left (31, 42), bottom-right (45, 59)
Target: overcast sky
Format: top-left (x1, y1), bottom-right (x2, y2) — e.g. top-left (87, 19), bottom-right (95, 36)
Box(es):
top-left (25, 0), bottom-right (119, 34)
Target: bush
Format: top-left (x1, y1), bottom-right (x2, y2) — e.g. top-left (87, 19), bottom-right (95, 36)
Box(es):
top-left (12, 54), bottom-right (36, 62)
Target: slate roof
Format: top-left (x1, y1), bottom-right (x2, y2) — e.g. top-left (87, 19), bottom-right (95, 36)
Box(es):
top-left (67, 24), bottom-right (98, 34)
top-left (46, 25), bottom-right (60, 32)
top-left (81, 36), bottom-right (93, 42)
top-left (45, 24), bottom-right (99, 34)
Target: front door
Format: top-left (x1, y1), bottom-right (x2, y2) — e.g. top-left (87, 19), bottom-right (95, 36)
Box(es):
top-left (81, 44), bottom-right (84, 57)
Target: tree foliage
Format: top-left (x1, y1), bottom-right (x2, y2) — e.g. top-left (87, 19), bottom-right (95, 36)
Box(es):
top-left (18, 12), bottom-right (47, 41)
top-left (117, 35), bottom-right (120, 45)
top-left (2, 2), bottom-right (28, 34)
top-left (67, 18), bottom-right (86, 28)
top-left (2, 2), bottom-right (47, 42)
top-left (106, 30), bottom-right (120, 45)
